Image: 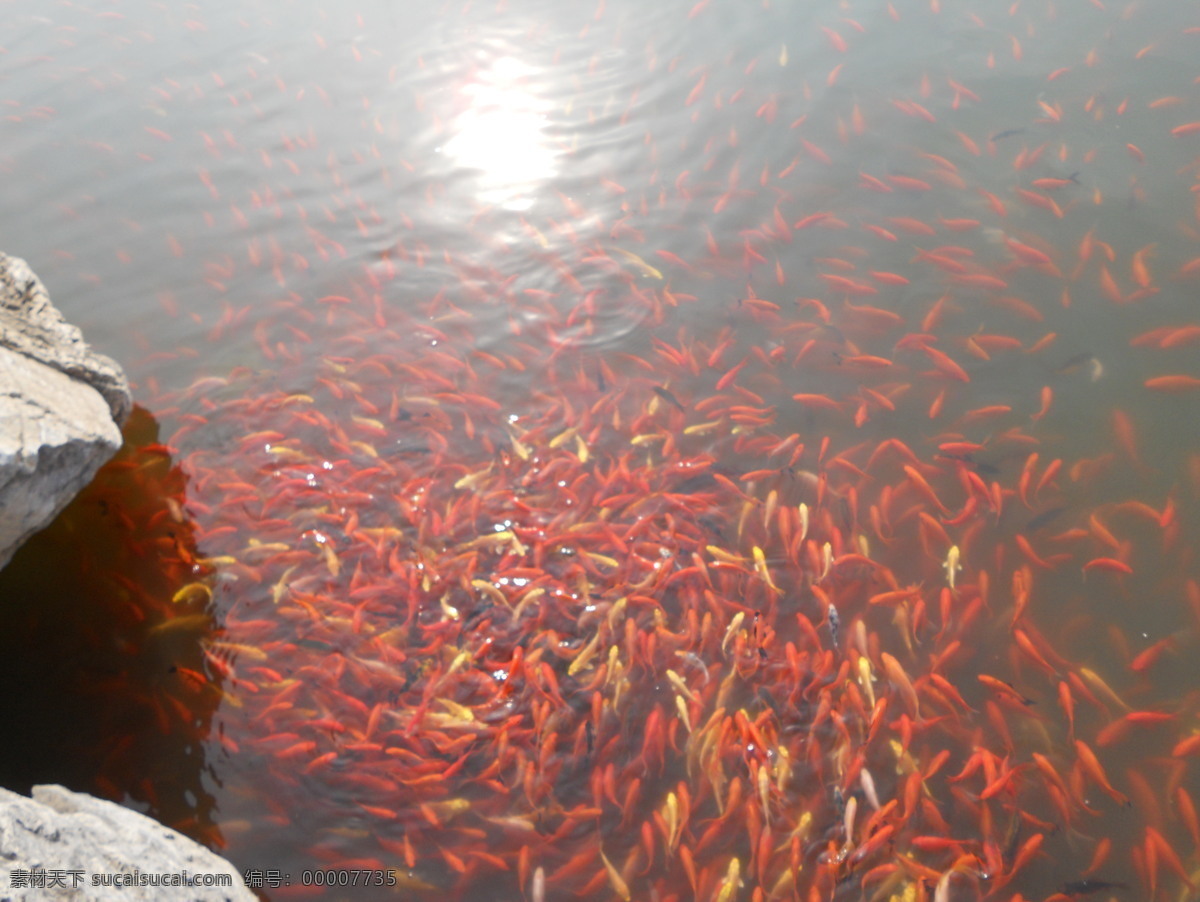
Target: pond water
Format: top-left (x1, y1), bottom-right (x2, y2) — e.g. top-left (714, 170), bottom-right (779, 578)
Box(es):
top-left (2, 0), bottom-right (1199, 900)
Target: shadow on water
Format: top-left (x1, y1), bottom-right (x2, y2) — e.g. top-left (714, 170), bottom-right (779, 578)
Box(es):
top-left (0, 405), bottom-right (227, 852)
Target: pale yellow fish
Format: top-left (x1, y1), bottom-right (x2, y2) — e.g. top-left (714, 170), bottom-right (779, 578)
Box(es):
top-left (511, 586), bottom-right (544, 620)
top-left (485, 814), bottom-right (539, 833)
top-left (357, 527), bottom-right (403, 542)
top-left (426, 798), bottom-right (471, 820)
top-left (889, 739), bottom-right (921, 776)
top-left (397, 395), bottom-right (441, 407)
top-left (753, 545), bottom-right (781, 593)
top-left (171, 582), bottom-right (212, 605)
top-left (320, 541), bottom-right (340, 577)
top-left (335, 439), bottom-right (377, 464)
top-left (944, 545), bottom-right (962, 590)
top-left (607, 595), bottom-right (627, 629)
top-left (271, 564), bottom-right (298, 605)
top-left (507, 428), bottom-right (531, 461)
top-left (675, 694), bottom-right (693, 733)
top-left (1079, 666), bottom-right (1132, 712)
top-left (568, 630), bottom-right (604, 676)
top-left (631, 432), bottom-right (666, 446)
top-left (881, 652), bottom-right (921, 718)
top-left (858, 656), bottom-right (876, 708)
top-left (715, 857), bottom-right (742, 902)
top-left (768, 867), bottom-right (796, 899)
top-left (464, 529), bottom-right (527, 555)
top-left (758, 761), bottom-right (772, 825)
top-left (206, 639), bottom-right (268, 661)
top-left (548, 425), bottom-right (578, 449)
top-left (442, 650), bottom-right (471, 680)
top-left (715, 663), bottom-right (739, 712)
top-left (707, 545), bottom-right (747, 564)
top-left (612, 246), bottom-right (664, 280)
top-left (788, 809), bottom-right (813, 841)
top-left (454, 466), bottom-right (494, 491)
top-left (664, 791), bottom-right (679, 852)
top-left (523, 219), bottom-right (549, 248)
top-left (471, 579), bottom-right (508, 608)
top-left (763, 489), bottom-right (778, 531)
top-left (819, 541), bottom-right (833, 582)
top-left (598, 847), bottom-right (631, 901)
top-left (148, 614), bottom-right (212, 636)
top-left (604, 644), bottom-right (623, 689)
top-left (737, 499), bottom-right (753, 544)
top-left (843, 794), bottom-right (858, 843)
top-left (218, 687), bottom-right (243, 708)
top-left (666, 669), bottom-right (697, 703)
top-left (722, 611), bottom-right (746, 657)
top-left (352, 415), bottom-right (386, 433)
top-left (683, 419), bottom-right (723, 435)
top-left (239, 541), bottom-right (291, 560)
top-left (435, 698), bottom-right (475, 722)
top-left (774, 745), bottom-right (791, 793)
top-left (861, 767), bottom-right (881, 810)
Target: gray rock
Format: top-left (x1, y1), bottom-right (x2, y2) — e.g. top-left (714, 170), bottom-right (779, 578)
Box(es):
top-left (0, 252), bottom-right (133, 570)
top-left (0, 253), bottom-right (131, 424)
top-left (0, 785), bottom-right (254, 901)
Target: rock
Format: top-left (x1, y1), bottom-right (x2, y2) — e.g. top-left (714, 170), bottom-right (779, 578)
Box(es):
top-left (0, 785), bottom-right (254, 901)
top-left (0, 252), bottom-right (132, 570)
top-left (0, 254), bottom-right (130, 424)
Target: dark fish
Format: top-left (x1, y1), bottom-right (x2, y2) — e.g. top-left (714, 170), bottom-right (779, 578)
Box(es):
top-left (819, 322), bottom-right (847, 345)
top-left (990, 127), bottom-right (1026, 141)
top-left (1003, 817), bottom-right (1022, 862)
top-left (939, 450), bottom-right (1000, 476)
top-left (390, 441), bottom-right (432, 456)
top-left (1027, 505), bottom-right (1067, 532)
top-left (461, 601), bottom-right (495, 632)
top-left (827, 604), bottom-right (841, 649)
top-left (755, 686), bottom-right (784, 719)
top-left (837, 495), bottom-right (855, 534)
top-left (295, 637), bottom-right (336, 652)
top-left (653, 385), bottom-right (686, 411)
top-left (832, 785), bottom-right (846, 815)
top-left (674, 471), bottom-right (718, 493)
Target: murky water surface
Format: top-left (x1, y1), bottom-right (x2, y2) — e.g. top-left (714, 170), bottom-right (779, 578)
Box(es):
top-left (2, 0), bottom-right (1200, 900)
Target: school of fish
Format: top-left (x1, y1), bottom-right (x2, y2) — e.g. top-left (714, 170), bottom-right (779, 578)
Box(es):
top-left (4, 0), bottom-right (1200, 899)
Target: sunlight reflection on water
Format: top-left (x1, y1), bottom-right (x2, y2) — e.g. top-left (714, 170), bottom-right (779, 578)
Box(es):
top-left (441, 55), bottom-right (557, 212)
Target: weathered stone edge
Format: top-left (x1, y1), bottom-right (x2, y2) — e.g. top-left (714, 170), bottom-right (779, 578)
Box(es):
top-left (0, 252), bottom-right (132, 425)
